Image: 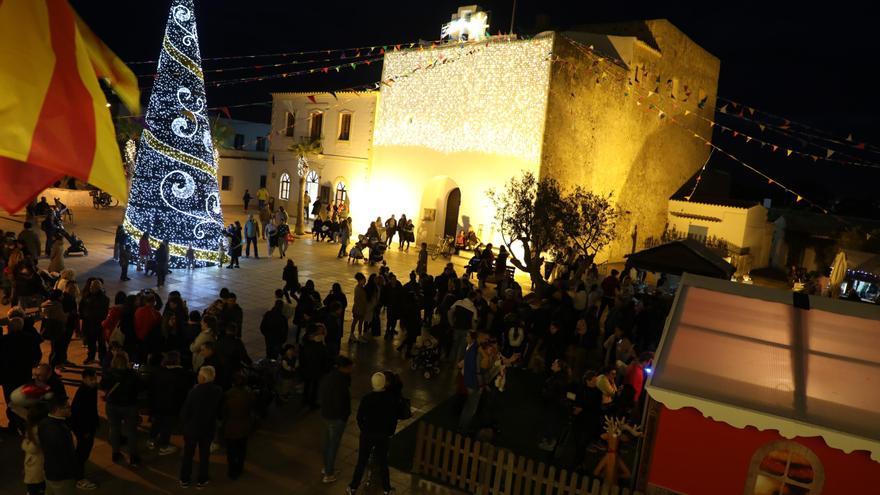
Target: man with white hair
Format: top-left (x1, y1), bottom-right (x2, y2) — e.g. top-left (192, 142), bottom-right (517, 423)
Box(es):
top-left (179, 366), bottom-right (223, 488)
top-left (346, 372), bottom-right (400, 495)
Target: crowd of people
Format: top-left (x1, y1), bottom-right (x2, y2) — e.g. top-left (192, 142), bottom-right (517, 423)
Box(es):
top-left (1, 196), bottom-right (675, 494)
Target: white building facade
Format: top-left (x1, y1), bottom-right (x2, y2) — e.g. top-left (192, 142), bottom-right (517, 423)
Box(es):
top-left (267, 92), bottom-right (377, 224)
top-left (215, 118), bottom-right (269, 206)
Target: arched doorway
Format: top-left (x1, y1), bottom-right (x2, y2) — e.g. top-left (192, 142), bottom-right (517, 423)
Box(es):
top-left (444, 188), bottom-right (461, 238)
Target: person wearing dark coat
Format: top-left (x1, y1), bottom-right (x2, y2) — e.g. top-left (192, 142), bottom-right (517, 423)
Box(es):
top-left (1, 316), bottom-right (42, 431)
top-left (223, 373), bottom-right (255, 480)
top-left (199, 342), bottom-right (230, 391)
top-left (69, 369), bottom-right (99, 488)
top-left (282, 259), bottom-right (300, 301)
top-left (321, 303), bottom-right (344, 357)
top-left (220, 293), bottom-right (244, 337)
top-left (224, 223), bottom-right (242, 269)
top-left (80, 280), bottom-right (110, 365)
top-left (215, 324), bottom-right (252, 377)
top-left (260, 300), bottom-right (288, 360)
top-left (347, 372), bottom-right (399, 494)
top-left (179, 366), bottom-right (224, 487)
top-left (155, 241), bottom-right (170, 287)
top-left (99, 354), bottom-right (140, 466)
top-left (38, 399), bottom-right (78, 494)
top-left (298, 325), bottom-right (331, 409)
top-left (319, 357), bottom-right (352, 483)
top-left (149, 352), bottom-right (195, 455)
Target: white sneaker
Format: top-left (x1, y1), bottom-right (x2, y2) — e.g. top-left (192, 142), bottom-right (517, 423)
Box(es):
top-left (147, 440), bottom-right (157, 450)
top-left (76, 479), bottom-right (97, 490)
top-left (321, 474), bottom-right (337, 483)
top-left (159, 445), bottom-right (178, 456)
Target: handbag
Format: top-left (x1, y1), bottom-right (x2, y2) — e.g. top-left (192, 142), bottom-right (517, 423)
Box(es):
top-left (109, 322), bottom-right (125, 346)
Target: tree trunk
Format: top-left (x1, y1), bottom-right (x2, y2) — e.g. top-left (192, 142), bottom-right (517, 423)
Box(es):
top-left (295, 175), bottom-right (306, 235)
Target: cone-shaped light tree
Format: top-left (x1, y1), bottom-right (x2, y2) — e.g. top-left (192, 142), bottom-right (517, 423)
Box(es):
top-left (124, 0), bottom-right (223, 267)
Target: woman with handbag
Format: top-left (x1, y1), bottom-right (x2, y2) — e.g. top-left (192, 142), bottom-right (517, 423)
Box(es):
top-left (277, 222), bottom-right (291, 259)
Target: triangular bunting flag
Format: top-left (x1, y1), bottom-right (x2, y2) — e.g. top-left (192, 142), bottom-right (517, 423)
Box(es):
top-left (759, 124), bottom-right (765, 132)
top-left (719, 104), bottom-right (728, 113)
top-left (786, 149), bottom-right (793, 157)
top-left (772, 145), bottom-right (779, 152)
top-left (826, 149), bottom-right (835, 158)
top-left (846, 134), bottom-right (853, 142)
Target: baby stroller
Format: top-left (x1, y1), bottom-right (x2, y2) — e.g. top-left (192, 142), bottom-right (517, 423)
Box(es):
top-left (246, 359), bottom-right (280, 418)
top-left (465, 254), bottom-right (481, 279)
top-left (410, 333), bottom-right (441, 379)
top-left (59, 227), bottom-right (87, 256)
top-left (368, 240), bottom-right (386, 265)
top-left (348, 236), bottom-right (367, 263)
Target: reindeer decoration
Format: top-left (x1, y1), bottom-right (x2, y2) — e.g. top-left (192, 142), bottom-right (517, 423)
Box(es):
top-left (593, 416), bottom-right (643, 488)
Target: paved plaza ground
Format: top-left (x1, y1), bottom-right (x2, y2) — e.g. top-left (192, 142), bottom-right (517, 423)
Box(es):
top-left (0, 205), bottom-right (495, 495)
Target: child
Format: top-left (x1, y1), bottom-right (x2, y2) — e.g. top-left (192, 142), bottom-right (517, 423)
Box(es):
top-left (185, 246), bottom-right (196, 270)
top-left (278, 344), bottom-right (298, 402)
top-left (70, 369), bottom-right (99, 490)
top-left (416, 242), bottom-right (428, 275)
top-left (22, 409), bottom-right (45, 495)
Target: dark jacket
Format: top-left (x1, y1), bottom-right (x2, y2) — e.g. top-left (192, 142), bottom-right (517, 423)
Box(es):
top-left (1, 330), bottom-right (43, 387)
top-left (99, 368), bottom-right (139, 407)
top-left (180, 382), bottom-right (224, 438)
top-left (319, 369), bottom-right (351, 421)
top-left (69, 384), bottom-right (98, 434)
top-left (356, 390), bottom-right (398, 439)
top-left (80, 291), bottom-right (110, 323)
top-left (151, 365), bottom-right (195, 415)
top-left (38, 416), bottom-right (78, 481)
top-left (223, 385), bottom-right (254, 439)
top-left (220, 304), bottom-right (243, 331)
top-left (215, 334), bottom-right (252, 373)
top-left (260, 308), bottom-right (288, 345)
top-left (298, 338), bottom-right (330, 380)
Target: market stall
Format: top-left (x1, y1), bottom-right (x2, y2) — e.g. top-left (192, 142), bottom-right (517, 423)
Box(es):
top-left (639, 274), bottom-right (880, 494)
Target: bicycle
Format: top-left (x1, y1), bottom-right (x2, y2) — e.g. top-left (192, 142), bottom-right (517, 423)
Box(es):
top-left (429, 235), bottom-right (454, 260)
top-left (90, 189), bottom-right (119, 209)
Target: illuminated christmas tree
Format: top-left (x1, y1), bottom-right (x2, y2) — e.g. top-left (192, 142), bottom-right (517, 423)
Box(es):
top-left (124, 0), bottom-right (223, 267)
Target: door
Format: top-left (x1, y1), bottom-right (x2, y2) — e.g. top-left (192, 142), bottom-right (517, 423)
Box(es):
top-left (444, 188), bottom-right (461, 238)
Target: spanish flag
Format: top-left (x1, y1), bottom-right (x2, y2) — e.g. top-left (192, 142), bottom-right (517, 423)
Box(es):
top-left (0, 0), bottom-right (139, 213)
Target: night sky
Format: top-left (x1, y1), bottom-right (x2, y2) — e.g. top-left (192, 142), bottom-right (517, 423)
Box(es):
top-left (71, 0), bottom-right (878, 214)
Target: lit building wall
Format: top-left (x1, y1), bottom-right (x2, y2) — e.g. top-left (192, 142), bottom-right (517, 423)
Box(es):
top-left (542, 20), bottom-right (721, 261)
top-left (370, 36), bottom-right (554, 244)
top-left (268, 92), bottom-right (376, 227)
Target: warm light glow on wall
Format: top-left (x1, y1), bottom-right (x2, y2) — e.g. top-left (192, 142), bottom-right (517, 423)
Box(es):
top-left (373, 36), bottom-right (553, 163)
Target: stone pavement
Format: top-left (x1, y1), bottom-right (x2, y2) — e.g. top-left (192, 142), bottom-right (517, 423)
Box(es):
top-left (0, 205), bottom-right (490, 495)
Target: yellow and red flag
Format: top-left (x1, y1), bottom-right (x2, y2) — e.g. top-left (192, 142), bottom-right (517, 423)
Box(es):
top-left (0, 0), bottom-right (139, 212)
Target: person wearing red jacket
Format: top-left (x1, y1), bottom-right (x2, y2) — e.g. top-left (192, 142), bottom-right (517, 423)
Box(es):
top-left (102, 292), bottom-right (126, 344)
top-left (134, 294), bottom-right (162, 362)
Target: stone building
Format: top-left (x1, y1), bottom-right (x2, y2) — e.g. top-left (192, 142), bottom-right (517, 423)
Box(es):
top-left (268, 14), bottom-right (720, 262)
